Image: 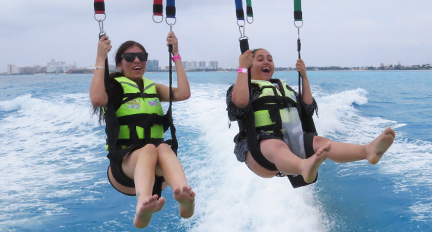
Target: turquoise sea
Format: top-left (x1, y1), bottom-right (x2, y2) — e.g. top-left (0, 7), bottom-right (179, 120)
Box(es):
top-left (1, 70), bottom-right (431, 231)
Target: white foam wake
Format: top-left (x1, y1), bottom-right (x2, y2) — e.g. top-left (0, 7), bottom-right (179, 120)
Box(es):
top-left (174, 84), bottom-right (330, 232)
top-left (0, 94), bottom-right (106, 229)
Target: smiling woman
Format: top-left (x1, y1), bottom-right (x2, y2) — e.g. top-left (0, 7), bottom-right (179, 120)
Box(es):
top-left (226, 48), bottom-right (396, 188)
top-left (89, 31), bottom-right (195, 229)
top-left (116, 43), bottom-right (149, 80)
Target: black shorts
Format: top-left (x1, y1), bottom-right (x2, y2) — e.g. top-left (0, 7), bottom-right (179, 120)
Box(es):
top-left (107, 144), bottom-right (165, 197)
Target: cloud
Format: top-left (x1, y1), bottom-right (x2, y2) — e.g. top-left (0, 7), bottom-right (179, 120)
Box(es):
top-left (1, 0), bottom-right (431, 73)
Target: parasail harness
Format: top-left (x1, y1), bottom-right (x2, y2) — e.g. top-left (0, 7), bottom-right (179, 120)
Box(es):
top-left (233, 0), bottom-right (318, 188)
top-left (94, 0), bottom-right (179, 196)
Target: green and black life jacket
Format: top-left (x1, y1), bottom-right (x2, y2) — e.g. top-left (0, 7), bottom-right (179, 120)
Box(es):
top-left (244, 78), bottom-right (317, 188)
top-left (105, 76), bottom-right (169, 162)
top-left (115, 76), bottom-right (165, 147)
top-left (251, 79), bottom-right (299, 140)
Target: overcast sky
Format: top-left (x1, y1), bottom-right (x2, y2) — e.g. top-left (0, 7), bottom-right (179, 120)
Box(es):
top-left (1, 0), bottom-right (431, 72)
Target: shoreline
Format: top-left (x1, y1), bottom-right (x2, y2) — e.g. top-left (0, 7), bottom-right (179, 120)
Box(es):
top-left (2, 68), bottom-right (432, 76)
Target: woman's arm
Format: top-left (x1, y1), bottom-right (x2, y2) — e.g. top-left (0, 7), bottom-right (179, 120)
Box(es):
top-left (90, 35), bottom-right (112, 107)
top-left (157, 31), bottom-right (191, 102)
top-left (231, 50), bottom-right (253, 108)
top-left (296, 58), bottom-right (313, 105)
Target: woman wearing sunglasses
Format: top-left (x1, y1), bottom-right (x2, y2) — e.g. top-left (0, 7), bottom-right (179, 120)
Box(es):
top-left (90, 31), bottom-right (194, 228)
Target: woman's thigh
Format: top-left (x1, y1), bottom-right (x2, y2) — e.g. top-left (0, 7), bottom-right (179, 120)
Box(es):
top-left (245, 139), bottom-right (287, 178)
top-left (122, 144), bottom-right (158, 178)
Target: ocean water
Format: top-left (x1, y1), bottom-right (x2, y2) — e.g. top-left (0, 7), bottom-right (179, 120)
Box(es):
top-left (0, 70), bottom-right (431, 231)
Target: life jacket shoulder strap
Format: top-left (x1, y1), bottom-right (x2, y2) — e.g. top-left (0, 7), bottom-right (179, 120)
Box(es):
top-left (245, 79), bottom-right (316, 188)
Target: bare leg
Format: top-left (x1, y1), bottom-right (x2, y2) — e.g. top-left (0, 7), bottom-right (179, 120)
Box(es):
top-left (260, 139), bottom-right (330, 183)
top-left (314, 126), bottom-right (396, 164)
top-left (122, 144), bottom-right (166, 228)
top-left (157, 144), bottom-right (195, 218)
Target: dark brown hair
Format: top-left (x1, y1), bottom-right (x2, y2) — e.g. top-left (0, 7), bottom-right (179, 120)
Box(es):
top-left (92, 41), bottom-right (147, 124)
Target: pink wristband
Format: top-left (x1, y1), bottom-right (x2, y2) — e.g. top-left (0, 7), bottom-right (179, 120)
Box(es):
top-left (172, 54), bottom-right (181, 62)
top-left (238, 68), bottom-right (248, 74)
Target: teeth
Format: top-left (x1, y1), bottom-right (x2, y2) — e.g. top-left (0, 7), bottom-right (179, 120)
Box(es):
top-left (133, 67), bottom-right (141, 70)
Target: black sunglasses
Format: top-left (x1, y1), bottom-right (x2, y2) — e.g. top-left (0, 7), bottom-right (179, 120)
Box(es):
top-left (122, 52), bottom-right (148, 62)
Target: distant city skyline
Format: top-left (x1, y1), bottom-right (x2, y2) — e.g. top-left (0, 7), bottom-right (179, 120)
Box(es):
top-left (0, 1), bottom-right (431, 73)
top-left (4, 58), bottom-right (221, 75)
top-left (4, 59), bottom-right (430, 75)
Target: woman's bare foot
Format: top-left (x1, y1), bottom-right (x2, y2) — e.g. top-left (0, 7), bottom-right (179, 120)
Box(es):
top-left (366, 126), bottom-right (396, 165)
top-left (173, 186), bottom-right (195, 218)
top-left (302, 143), bottom-right (331, 183)
top-left (133, 194), bottom-right (166, 228)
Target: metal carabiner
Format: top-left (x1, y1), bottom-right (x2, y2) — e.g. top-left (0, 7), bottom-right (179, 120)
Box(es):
top-left (94, 13), bottom-right (106, 36)
top-left (294, 20), bottom-right (303, 29)
top-left (94, 13), bottom-right (106, 23)
top-left (153, 15), bottom-right (163, 23)
top-left (238, 25), bottom-right (247, 40)
top-left (237, 18), bottom-right (246, 28)
top-left (237, 19), bottom-right (247, 39)
top-left (165, 17), bottom-right (177, 27)
top-left (247, 16), bottom-right (254, 24)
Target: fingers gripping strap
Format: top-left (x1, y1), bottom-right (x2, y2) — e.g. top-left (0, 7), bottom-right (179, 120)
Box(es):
top-left (94, 0), bottom-right (105, 14)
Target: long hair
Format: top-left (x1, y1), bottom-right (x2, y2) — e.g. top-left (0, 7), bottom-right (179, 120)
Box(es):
top-left (92, 41), bottom-right (147, 124)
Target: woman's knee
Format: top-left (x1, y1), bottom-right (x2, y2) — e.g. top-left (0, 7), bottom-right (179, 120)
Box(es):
top-left (260, 139), bottom-right (289, 160)
top-left (128, 144), bottom-right (158, 161)
top-left (156, 143), bottom-right (173, 154)
top-left (313, 136), bottom-right (331, 151)
top-left (137, 144), bottom-right (157, 154)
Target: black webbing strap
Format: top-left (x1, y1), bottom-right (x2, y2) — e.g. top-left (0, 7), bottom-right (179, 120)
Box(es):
top-left (94, 0), bottom-right (105, 14)
top-left (128, 125), bottom-right (140, 146)
top-left (244, 109), bottom-right (279, 171)
top-left (166, 1), bottom-right (176, 18)
top-left (288, 174), bottom-right (317, 188)
top-left (153, 176), bottom-right (165, 197)
top-left (239, 39), bottom-right (278, 171)
top-left (166, 42), bottom-right (178, 154)
top-left (97, 35), bottom-right (121, 162)
top-left (151, 1), bottom-right (178, 157)
top-left (297, 33), bottom-right (303, 103)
